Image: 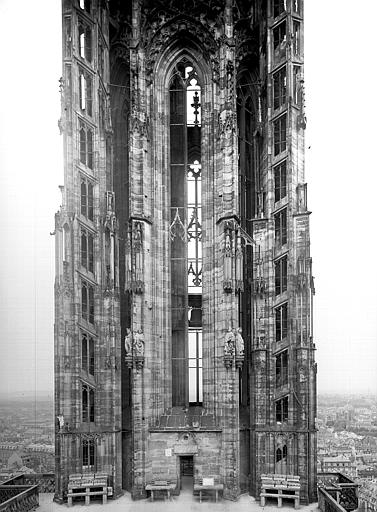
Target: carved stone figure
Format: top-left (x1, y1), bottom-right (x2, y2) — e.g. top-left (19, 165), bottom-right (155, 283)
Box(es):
top-left (133, 329), bottom-right (145, 356)
top-left (224, 327), bottom-right (235, 356)
top-left (235, 327), bottom-right (244, 356)
top-left (223, 225), bottom-right (232, 291)
top-left (57, 414), bottom-right (65, 430)
top-left (124, 328), bottom-right (132, 355)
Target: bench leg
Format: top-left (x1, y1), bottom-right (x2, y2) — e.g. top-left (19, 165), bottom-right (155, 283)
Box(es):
top-left (199, 491), bottom-right (202, 503)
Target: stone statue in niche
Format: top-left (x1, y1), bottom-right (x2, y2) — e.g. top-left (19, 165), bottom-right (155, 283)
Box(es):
top-left (224, 327), bottom-right (235, 356)
top-left (235, 327), bottom-right (244, 356)
top-left (57, 414), bottom-right (65, 430)
top-left (133, 329), bottom-right (145, 356)
top-left (124, 328), bottom-right (132, 355)
top-left (235, 234), bottom-right (243, 292)
top-left (223, 225), bottom-right (233, 291)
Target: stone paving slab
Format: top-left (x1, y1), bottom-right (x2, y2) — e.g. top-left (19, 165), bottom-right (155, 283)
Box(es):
top-left (40, 493), bottom-right (319, 512)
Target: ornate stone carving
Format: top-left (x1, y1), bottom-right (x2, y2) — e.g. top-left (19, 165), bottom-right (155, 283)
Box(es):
top-left (224, 327), bottom-right (235, 356)
top-left (235, 327), bottom-right (244, 356)
top-left (299, 367), bottom-right (307, 383)
top-left (218, 109), bottom-right (236, 138)
top-left (134, 329), bottom-right (145, 356)
top-left (124, 327), bottom-right (132, 355)
top-left (130, 115), bottom-right (150, 139)
top-left (124, 328), bottom-right (145, 371)
top-left (144, 16), bottom-right (219, 77)
top-left (235, 234), bottom-right (243, 292)
top-left (170, 207), bottom-right (186, 242)
top-left (223, 223), bottom-right (233, 292)
top-left (125, 221), bottom-right (144, 294)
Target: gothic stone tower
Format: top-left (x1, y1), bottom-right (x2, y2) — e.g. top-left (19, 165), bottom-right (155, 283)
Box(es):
top-left (54, 0), bottom-right (317, 503)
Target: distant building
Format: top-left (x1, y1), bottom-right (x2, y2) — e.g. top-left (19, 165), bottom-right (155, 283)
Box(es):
top-left (7, 452), bottom-right (31, 471)
top-left (322, 455), bottom-right (357, 478)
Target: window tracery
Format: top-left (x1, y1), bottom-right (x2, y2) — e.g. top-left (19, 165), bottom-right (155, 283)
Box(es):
top-left (170, 59), bottom-right (203, 405)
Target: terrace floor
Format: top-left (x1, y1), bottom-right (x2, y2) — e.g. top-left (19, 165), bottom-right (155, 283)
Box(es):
top-left (39, 486), bottom-right (320, 512)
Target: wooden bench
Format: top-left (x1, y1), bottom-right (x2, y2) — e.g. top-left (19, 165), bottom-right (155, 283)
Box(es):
top-left (67, 473), bottom-right (112, 506)
top-left (145, 480), bottom-right (176, 501)
top-left (194, 477), bottom-right (224, 503)
top-left (260, 474), bottom-right (300, 509)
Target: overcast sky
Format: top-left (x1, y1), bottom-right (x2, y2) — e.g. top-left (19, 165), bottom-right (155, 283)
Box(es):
top-left (0, 1), bottom-right (376, 398)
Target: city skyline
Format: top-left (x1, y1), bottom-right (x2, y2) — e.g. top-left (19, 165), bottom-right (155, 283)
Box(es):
top-left (0, 0), bottom-right (376, 397)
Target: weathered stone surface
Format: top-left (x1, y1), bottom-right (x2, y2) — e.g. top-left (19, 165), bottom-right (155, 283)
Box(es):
top-left (55, 0), bottom-right (316, 505)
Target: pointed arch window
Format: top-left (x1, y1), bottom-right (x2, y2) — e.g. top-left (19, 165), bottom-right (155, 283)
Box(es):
top-left (81, 178), bottom-right (94, 221)
top-left (81, 280), bottom-right (94, 324)
top-left (81, 332), bottom-right (95, 376)
top-left (78, 22), bottom-right (92, 63)
top-left (79, 120), bottom-right (93, 169)
top-left (82, 439), bottom-right (95, 469)
top-left (79, 67), bottom-right (93, 117)
top-left (169, 60), bottom-right (203, 406)
top-left (82, 384), bottom-right (95, 422)
top-left (81, 227), bottom-right (94, 273)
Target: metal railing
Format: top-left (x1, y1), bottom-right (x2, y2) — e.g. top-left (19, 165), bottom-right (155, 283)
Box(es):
top-left (1, 474), bottom-right (55, 493)
top-left (0, 485), bottom-right (38, 512)
top-left (318, 473), bottom-right (358, 512)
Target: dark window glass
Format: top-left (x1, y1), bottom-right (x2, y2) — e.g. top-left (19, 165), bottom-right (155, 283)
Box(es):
top-left (81, 181), bottom-right (87, 217)
top-left (79, 121), bottom-right (93, 169)
top-left (276, 445), bottom-right (288, 462)
top-left (80, 126), bottom-right (86, 165)
top-left (275, 302), bottom-right (288, 341)
top-left (81, 229), bottom-right (94, 273)
top-left (274, 161), bottom-right (287, 202)
top-left (273, 0), bottom-right (286, 18)
top-left (274, 208), bottom-right (287, 246)
top-left (89, 338), bottom-right (94, 375)
top-left (82, 333), bottom-right (94, 376)
top-left (293, 21), bottom-right (300, 55)
top-left (82, 384), bottom-right (95, 423)
top-left (273, 21), bottom-right (286, 50)
top-left (81, 281), bottom-right (94, 324)
top-left (276, 350), bottom-right (289, 387)
top-left (82, 386), bottom-right (88, 421)
top-left (82, 439), bottom-right (95, 468)
top-left (89, 389), bottom-right (95, 422)
top-left (276, 396), bottom-right (289, 422)
top-left (81, 179), bottom-right (94, 220)
top-left (89, 285), bottom-right (94, 324)
top-left (275, 255), bottom-right (287, 295)
top-left (274, 115), bottom-right (286, 156)
top-left (81, 283), bottom-right (88, 320)
top-left (273, 67), bottom-right (286, 110)
top-left (87, 129), bottom-right (93, 168)
top-left (88, 183), bottom-right (93, 220)
top-left (81, 334), bottom-right (88, 371)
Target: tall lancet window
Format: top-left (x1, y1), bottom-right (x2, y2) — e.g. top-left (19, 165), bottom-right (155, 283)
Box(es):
top-left (170, 60), bottom-right (202, 406)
